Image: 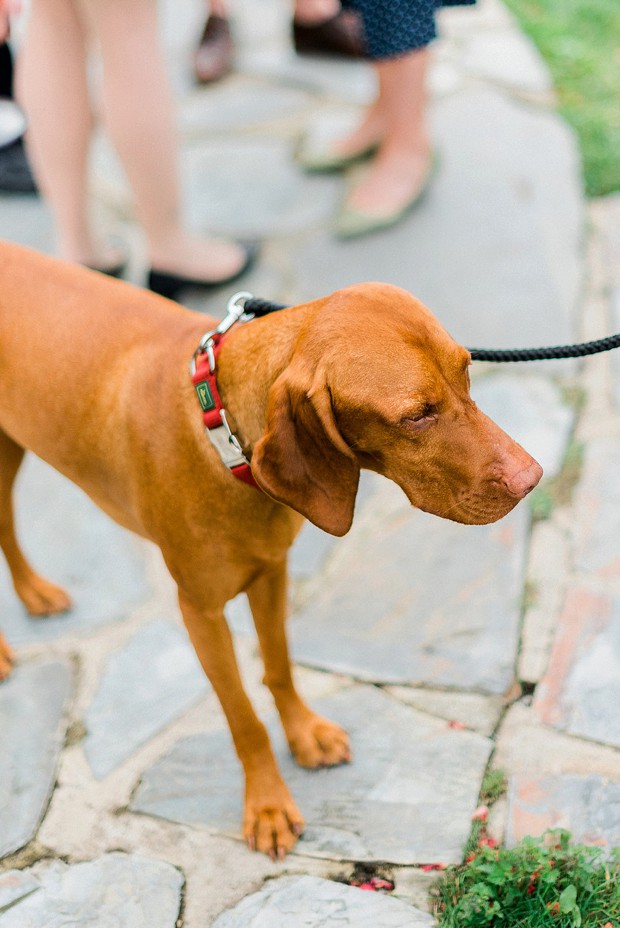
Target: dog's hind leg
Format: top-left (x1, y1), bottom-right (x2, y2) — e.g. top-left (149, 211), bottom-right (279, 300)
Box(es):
top-left (0, 429), bottom-right (72, 624)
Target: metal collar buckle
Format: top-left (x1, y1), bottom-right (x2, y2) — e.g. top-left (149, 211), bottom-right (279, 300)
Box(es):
top-left (206, 411), bottom-right (248, 469)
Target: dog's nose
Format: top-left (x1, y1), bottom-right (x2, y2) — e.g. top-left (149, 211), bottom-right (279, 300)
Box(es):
top-left (502, 459), bottom-right (543, 498)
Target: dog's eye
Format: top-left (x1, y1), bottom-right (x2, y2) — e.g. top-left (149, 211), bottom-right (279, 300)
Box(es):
top-left (401, 405), bottom-right (437, 431)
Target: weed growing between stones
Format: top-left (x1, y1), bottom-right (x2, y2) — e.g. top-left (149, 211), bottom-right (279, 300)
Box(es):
top-left (462, 769), bottom-right (508, 859)
top-left (339, 863), bottom-right (395, 893)
top-left (433, 830), bottom-right (620, 926)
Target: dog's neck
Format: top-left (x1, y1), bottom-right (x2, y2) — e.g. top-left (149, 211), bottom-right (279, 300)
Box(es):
top-left (214, 303), bottom-right (310, 455)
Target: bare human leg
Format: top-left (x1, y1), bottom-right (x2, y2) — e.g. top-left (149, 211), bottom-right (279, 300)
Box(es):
top-left (344, 47), bottom-right (431, 216)
top-left (16, 0), bottom-right (118, 267)
top-left (19, 0), bottom-right (247, 280)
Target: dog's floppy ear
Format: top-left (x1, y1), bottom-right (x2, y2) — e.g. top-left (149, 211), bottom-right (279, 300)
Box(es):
top-left (252, 361), bottom-right (360, 536)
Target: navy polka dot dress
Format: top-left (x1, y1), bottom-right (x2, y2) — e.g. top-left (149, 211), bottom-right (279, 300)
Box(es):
top-left (343, 0), bottom-right (476, 59)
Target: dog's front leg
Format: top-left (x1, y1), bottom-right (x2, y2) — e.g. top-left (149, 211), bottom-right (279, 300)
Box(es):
top-left (247, 563), bottom-right (351, 769)
top-left (178, 591), bottom-right (305, 859)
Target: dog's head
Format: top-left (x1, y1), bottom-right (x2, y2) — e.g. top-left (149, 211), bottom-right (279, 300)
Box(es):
top-left (252, 283), bottom-right (542, 536)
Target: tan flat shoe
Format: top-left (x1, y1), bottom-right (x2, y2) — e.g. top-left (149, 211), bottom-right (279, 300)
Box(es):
top-left (334, 154), bottom-right (438, 239)
top-left (295, 138), bottom-right (379, 174)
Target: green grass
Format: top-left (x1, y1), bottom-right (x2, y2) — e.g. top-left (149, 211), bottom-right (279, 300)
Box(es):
top-left (434, 830), bottom-right (620, 927)
top-left (501, 0), bottom-right (620, 196)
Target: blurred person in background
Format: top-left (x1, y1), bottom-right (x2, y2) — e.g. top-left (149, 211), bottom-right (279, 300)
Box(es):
top-left (0, 0), bottom-right (255, 297)
top-left (194, 0), bottom-right (364, 84)
top-left (297, 0), bottom-right (476, 238)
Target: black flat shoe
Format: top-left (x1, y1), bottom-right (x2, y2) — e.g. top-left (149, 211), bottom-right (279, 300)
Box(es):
top-left (148, 241), bottom-right (259, 300)
top-left (0, 138), bottom-right (37, 194)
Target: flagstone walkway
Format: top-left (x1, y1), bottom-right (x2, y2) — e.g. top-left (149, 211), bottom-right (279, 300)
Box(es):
top-left (1, 0), bottom-right (619, 924)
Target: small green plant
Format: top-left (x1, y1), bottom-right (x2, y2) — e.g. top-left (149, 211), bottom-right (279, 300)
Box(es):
top-left (480, 770), bottom-right (508, 807)
top-left (434, 830), bottom-right (620, 927)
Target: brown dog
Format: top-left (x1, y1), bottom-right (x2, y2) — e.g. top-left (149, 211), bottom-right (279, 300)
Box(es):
top-left (0, 241), bottom-right (541, 858)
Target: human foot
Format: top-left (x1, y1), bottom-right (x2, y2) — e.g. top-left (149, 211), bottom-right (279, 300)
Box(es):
top-left (149, 235), bottom-right (253, 282)
top-left (347, 145), bottom-right (433, 214)
top-left (148, 237), bottom-right (257, 299)
top-left (60, 240), bottom-right (126, 277)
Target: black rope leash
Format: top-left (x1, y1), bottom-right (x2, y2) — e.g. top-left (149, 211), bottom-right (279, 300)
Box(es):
top-left (244, 297), bottom-right (620, 363)
top-left (468, 333), bottom-right (620, 362)
top-left (245, 297), bottom-right (288, 316)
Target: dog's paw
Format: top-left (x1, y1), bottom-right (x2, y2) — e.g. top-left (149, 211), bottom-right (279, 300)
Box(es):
top-left (243, 782), bottom-right (305, 860)
top-left (288, 713), bottom-right (351, 769)
top-left (0, 632), bottom-right (14, 681)
top-left (15, 575), bottom-right (72, 617)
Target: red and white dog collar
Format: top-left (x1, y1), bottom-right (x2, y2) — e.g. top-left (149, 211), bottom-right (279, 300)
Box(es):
top-left (190, 292), bottom-right (259, 489)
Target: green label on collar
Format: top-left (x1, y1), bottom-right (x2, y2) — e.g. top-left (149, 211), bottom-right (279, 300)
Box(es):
top-left (195, 381), bottom-right (216, 412)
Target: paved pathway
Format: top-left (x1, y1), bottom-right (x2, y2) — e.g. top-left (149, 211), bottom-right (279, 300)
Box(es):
top-left (1, 0), bottom-right (619, 924)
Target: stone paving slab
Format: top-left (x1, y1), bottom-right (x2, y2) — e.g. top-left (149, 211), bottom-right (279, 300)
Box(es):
top-left (83, 619), bottom-right (208, 779)
top-left (571, 436), bottom-right (620, 579)
top-left (291, 505), bottom-right (529, 693)
top-left (518, 520), bottom-right (570, 685)
top-left (506, 775), bottom-right (620, 849)
top-left (460, 29), bottom-right (552, 93)
top-left (534, 586), bottom-right (620, 750)
top-left (0, 853), bottom-right (184, 927)
top-left (180, 78), bottom-right (311, 136)
top-left (494, 701), bottom-right (620, 784)
top-left (0, 871), bottom-right (40, 913)
top-left (213, 875), bottom-right (435, 928)
top-left (131, 685), bottom-right (492, 864)
top-left (240, 50), bottom-right (376, 106)
top-left (0, 455), bottom-right (152, 646)
top-left (439, 0), bottom-right (516, 34)
top-left (387, 687), bottom-right (503, 738)
top-left (292, 87), bottom-right (581, 351)
top-left (184, 137), bottom-right (342, 239)
top-left (0, 661), bottom-right (72, 859)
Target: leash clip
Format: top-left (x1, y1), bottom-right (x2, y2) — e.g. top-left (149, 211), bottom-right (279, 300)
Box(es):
top-left (190, 291), bottom-right (254, 377)
top-left (217, 291), bottom-right (255, 332)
